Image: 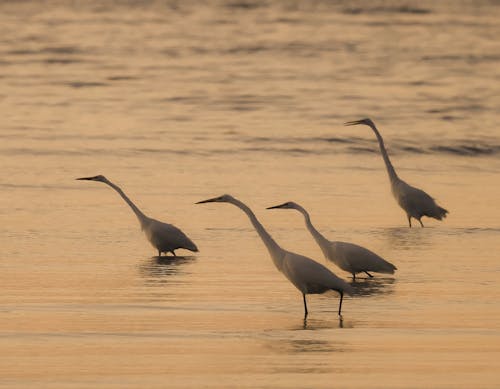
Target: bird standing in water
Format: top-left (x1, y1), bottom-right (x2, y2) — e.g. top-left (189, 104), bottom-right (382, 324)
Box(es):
top-left (77, 175), bottom-right (198, 256)
top-left (196, 194), bottom-right (353, 317)
top-left (345, 118), bottom-right (448, 227)
top-left (267, 201), bottom-right (396, 280)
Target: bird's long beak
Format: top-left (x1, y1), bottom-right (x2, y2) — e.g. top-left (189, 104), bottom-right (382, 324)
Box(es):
top-left (196, 196), bottom-right (220, 204)
top-left (76, 176), bottom-right (95, 181)
top-left (344, 119), bottom-right (364, 126)
top-left (266, 203), bottom-right (287, 210)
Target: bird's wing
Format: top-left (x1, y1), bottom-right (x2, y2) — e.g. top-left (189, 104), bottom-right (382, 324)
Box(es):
top-left (334, 241), bottom-right (396, 273)
top-left (149, 219), bottom-right (198, 251)
top-left (281, 251), bottom-right (351, 294)
top-left (397, 181), bottom-right (438, 215)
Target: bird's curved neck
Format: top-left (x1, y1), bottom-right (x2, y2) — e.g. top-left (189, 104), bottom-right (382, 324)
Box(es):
top-left (104, 180), bottom-right (149, 228)
top-left (230, 199), bottom-right (284, 270)
top-left (368, 123), bottom-right (399, 183)
top-left (295, 205), bottom-right (330, 257)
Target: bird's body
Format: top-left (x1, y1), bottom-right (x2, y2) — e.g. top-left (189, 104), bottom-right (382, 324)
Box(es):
top-left (77, 175), bottom-right (198, 256)
top-left (344, 118), bottom-right (448, 227)
top-left (267, 202), bottom-right (396, 280)
top-left (143, 217), bottom-right (198, 256)
top-left (391, 179), bottom-right (448, 226)
top-left (196, 194), bottom-right (352, 316)
top-left (326, 241), bottom-right (395, 279)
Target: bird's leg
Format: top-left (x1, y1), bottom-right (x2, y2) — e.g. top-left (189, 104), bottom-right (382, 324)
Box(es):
top-left (407, 215), bottom-right (412, 228)
top-left (418, 219), bottom-right (424, 228)
top-left (302, 294), bottom-right (308, 317)
top-left (352, 273), bottom-right (356, 281)
top-left (158, 250), bottom-right (162, 257)
top-left (338, 291), bottom-right (344, 316)
top-left (364, 271), bottom-right (374, 278)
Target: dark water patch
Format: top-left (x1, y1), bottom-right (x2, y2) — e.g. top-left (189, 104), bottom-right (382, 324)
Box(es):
top-left (323, 136), bottom-right (359, 144)
top-left (66, 81), bottom-right (108, 88)
top-left (427, 104), bottom-right (485, 114)
top-left (6, 49), bottom-right (37, 55)
top-left (224, 1), bottom-right (266, 10)
top-left (41, 46), bottom-right (82, 55)
top-left (241, 146), bottom-right (312, 155)
top-left (422, 54), bottom-right (500, 63)
top-left (404, 145), bottom-right (428, 154)
top-left (131, 148), bottom-right (192, 156)
top-left (240, 135), bottom-right (500, 158)
top-left (159, 95), bottom-right (208, 107)
top-left (220, 40), bottom-right (345, 57)
top-left (343, 5), bottom-right (431, 15)
top-left (440, 115), bottom-right (463, 121)
top-left (348, 146), bottom-right (378, 154)
top-left (107, 75), bottom-right (140, 81)
top-left (6, 46), bottom-right (83, 57)
top-left (430, 144), bottom-right (499, 156)
top-left (223, 44), bottom-right (268, 55)
top-left (43, 57), bottom-right (83, 65)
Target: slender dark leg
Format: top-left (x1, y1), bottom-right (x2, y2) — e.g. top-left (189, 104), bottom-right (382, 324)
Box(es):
top-left (302, 294), bottom-right (308, 317)
top-left (158, 250), bottom-right (162, 257)
top-left (338, 291), bottom-right (344, 316)
top-left (352, 273), bottom-right (356, 281)
top-left (418, 219), bottom-right (424, 228)
top-left (170, 250), bottom-right (177, 257)
top-left (407, 215), bottom-right (412, 228)
top-left (364, 271), bottom-right (373, 278)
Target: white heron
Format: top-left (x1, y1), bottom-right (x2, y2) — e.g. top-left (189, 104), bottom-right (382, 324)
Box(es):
top-left (344, 118), bottom-right (448, 227)
top-left (196, 194), bottom-right (353, 317)
top-left (76, 175), bottom-right (198, 256)
top-left (267, 201), bottom-right (396, 280)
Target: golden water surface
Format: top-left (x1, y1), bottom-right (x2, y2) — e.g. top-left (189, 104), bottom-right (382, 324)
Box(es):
top-left (1, 1), bottom-right (500, 388)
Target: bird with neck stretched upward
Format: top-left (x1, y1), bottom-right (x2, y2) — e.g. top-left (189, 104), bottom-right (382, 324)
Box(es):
top-left (77, 175), bottom-right (198, 256)
top-left (344, 118), bottom-right (448, 227)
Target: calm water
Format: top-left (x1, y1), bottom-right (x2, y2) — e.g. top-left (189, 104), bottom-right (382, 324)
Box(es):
top-left (1, 1), bottom-right (500, 387)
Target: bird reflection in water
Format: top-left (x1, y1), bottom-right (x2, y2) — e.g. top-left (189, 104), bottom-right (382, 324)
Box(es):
top-left (138, 255), bottom-right (196, 286)
top-left (302, 315), bottom-right (346, 330)
top-left (350, 276), bottom-right (396, 297)
top-left (382, 227), bottom-right (433, 251)
top-left (287, 338), bottom-right (343, 353)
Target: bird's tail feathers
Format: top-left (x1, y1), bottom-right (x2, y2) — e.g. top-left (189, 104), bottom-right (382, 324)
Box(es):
top-left (436, 206), bottom-right (449, 220)
top-left (187, 242), bottom-right (199, 252)
top-left (377, 266), bottom-right (396, 274)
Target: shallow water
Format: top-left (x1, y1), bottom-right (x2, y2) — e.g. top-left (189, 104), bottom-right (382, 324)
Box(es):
top-left (1, 1), bottom-right (500, 388)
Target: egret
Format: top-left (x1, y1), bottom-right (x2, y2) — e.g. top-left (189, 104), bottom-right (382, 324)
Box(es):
top-left (196, 194), bottom-right (353, 317)
top-left (267, 201), bottom-right (396, 280)
top-left (344, 118), bottom-right (448, 227)
top-left (76, 175), bottom-right (198, 256)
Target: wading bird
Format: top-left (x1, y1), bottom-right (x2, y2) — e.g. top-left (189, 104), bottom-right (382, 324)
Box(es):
top-left (196, 194), bottom-right (353, 317)
top-left (76, 175), bottom-right (198, 256)
top-left (267, 201), bottom-right (396, 280)
top-left (344, 118), bottom-right (448, 227)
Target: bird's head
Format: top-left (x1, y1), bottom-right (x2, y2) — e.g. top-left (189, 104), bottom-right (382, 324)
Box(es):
top-left (196, 194), bottom-right (235, 204)
top-left (266, 201), bottom-right (299, 210)
top-left (76, 175), bottom-right (109, 183)
top-left (344, 118), bottom-right (375, 128)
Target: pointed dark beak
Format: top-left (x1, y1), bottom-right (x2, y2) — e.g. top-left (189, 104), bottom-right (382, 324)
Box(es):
top-left (196, 197), bottom-right (219, 204)
top-left (76, 176), bottom-right (94, 181)
top-left (266, 203), bottom-right (286, 210)
top-left (344, 120), bottom-right (364, 126)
